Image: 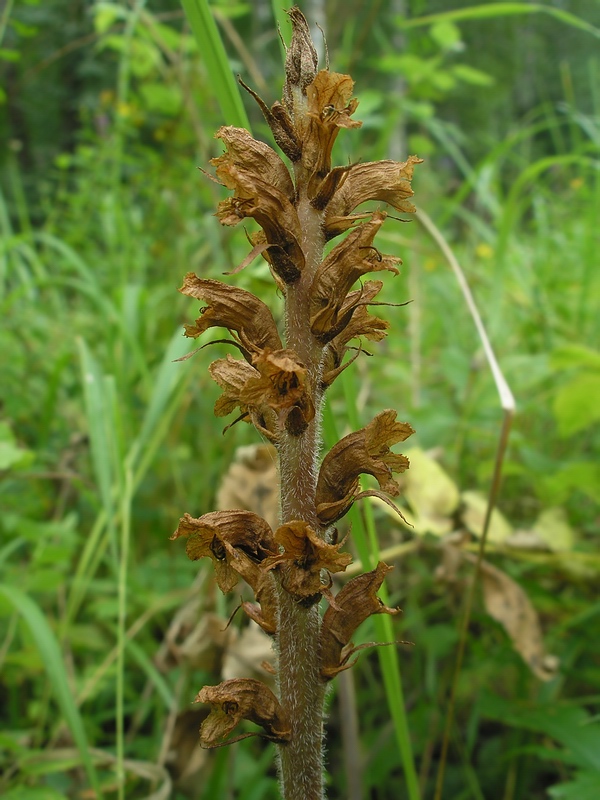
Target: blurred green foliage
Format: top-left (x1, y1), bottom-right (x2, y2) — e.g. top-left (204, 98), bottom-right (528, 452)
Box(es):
top-left (1, 0), bottom-right (599, 798)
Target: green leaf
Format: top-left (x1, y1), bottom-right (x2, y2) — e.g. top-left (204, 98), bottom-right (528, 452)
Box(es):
top-left (399, 3), bottom-right (600, 41)
top-left (452, 63), bottom-right (494, 87)
top-left (0, 48), bottom-right (20, 62)
top-left (181, 0), bottom-right (250, 129)
top-left (551, 344), bottom-right (600, 372)
top-left (430, 20), bottom-right (462, 51)
top-left (0, 585), bottom-right (100, 796)
top-left (3, 788), bottom-right (69, 800)
top-left (554, 372), bottom-right (600, 436)
top-left (549, 772), bottom-right (600, 800)
top-left (139, 82), bottom-right (183, 115)
top-left (0, 421), bottom-right (34, 470)
top-left (93, 2), bottom-right (127, 35)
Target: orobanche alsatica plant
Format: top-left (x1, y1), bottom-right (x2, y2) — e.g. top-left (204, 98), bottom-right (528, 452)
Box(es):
top-left (171, 8), bottom-right (421, 799)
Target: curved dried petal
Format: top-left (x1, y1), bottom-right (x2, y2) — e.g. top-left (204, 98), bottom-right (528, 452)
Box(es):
top-left (213, 126), bottom-right (295, 200)
top-left (298, 70), bottom-right (362, 195)
top-left (212, 128), bottom-right (305, 278)
top-left (324, 156), bottom-right (423, 237)
top-left (322, 304), bottom-right (389, 387)
top-left (247, 349), bottom-right (315, 436)
top-left (170, 510), bottom-right (278, 593)
top-left (264, 520), bottom-right (352, 599)
top-left (179, 275), bottom-right (282, 355)
top-left (320, 562), bottom-right (400, 680)
top-left (315, 410), bottom-right (414, 525)
top-left (197, 679), bottom-right (291, 747)
top-left (310, 212), bottom-right (400, 343)
top-left (210, 356), bottom-right (259, 418)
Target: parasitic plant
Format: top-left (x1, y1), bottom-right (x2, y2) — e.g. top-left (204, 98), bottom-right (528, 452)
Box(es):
top-left (171, 8), bottom-right (421, 799)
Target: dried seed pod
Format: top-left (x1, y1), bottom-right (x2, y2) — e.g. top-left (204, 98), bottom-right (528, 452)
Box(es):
top-left (197, 678), bottom-right (291, 747)
top-left (315, 410), bottom-right (414, 525)
top-left (320, 562), bottom-right (401, 680)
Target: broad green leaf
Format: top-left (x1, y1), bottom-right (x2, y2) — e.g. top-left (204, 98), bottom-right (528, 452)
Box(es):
top-left (551, 344), bottom-right (600, 372)
top-left (402, 447), bottom-right (460, 535)
top-left (461, 490), bottom-right (513, 543)
top-left (452, 63), bottom-right (494, 86)
top-left (554, 372), bottom-right (600, 437)
top-left (532, 507), bottom-right (576, 552)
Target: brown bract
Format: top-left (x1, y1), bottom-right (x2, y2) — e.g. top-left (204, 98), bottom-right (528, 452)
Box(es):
top-left (209, 349), bottom-right (315, 439)
top-left (170, 510), bottom-right (278, 593)
top-left (212, 127), bottom-right (305, 282)
top-left (179, 275), bottom-right (281, 357)
top-left (320, 562), bottom-right (400, 680)
top-left (264, 521), bottom-right (352, 601)
top-left (322, 304), bottom-right (389, 387)
top-left (309, 212), bottom-right (399, 343)
top-left (323, 155), bottom-right (423, 238)
top-left (315, 410), bottom-right (415, 525)
top-left (209, 356), bottom-right (277, 441)
top-left (197, 678), bottom-right (291, 747)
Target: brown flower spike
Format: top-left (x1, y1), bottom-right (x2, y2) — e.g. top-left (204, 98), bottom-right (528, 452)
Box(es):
top-left (173, 9), bottom-right (420, 799)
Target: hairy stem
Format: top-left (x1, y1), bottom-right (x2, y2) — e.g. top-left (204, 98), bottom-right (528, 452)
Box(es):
top-left (276, 194), bottom-right (327, 799)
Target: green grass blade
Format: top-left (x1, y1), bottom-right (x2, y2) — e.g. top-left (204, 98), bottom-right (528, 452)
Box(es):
top-left (400, 3), bottom-right (600, 40)
top-left (132, 328), bottom-right (195, 469)
top-left (322, 394), bottom-right (420, 800)
top-left (0, 584), bottom-right (101, 797)
top-left (77, 338), bottom-right (115, 519)
top-left (181, 0), bottom-right (250, 129)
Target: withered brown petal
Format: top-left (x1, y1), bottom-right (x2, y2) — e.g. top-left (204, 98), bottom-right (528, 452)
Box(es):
top-left (331, 156), bottom-right (422, 214)
top-left (321, 304), bottom-right (390, 387)
top-left (211, 128), bottom-right (305, 278)
top-left (315, 410), bottom-right (414, 525)
top-left (324, 156), bottom-right (423, 238)
top-left (210, 356), bottom-right (259, 418)
top-left (320, 562), bottom-right (400, 680)
top-left (170, 510), bottom-right (278, 594)
top-left (213, 126), bottom-right (295, 202)
top-left (264, 521), bottom-right (352, 599)
top-left (310, 213), bottom-right (400, 343)
top-left (298, 70), bottom-right (362, 194)
top-left (197, 678), bottom-right (291, 747)
top-left (179, 275), bottom-right (282, 355)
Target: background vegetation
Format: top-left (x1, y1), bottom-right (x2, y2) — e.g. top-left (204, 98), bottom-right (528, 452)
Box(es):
top-left (1, 0), bottom-right (599, 798)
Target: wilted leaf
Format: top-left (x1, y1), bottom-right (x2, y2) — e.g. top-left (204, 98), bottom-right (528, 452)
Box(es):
top-left (216, 444), bottom-right (280, 531)
top-left (461, 490), bottom-right (512, 543)
top-left (531, 507), bottom-right (576, 552)
top-left (222, 621), bottom-right (275, 682)
top-left (477, 558), bottom-right (557, 681)
top-left (402, 447), bottom-right (460, 535)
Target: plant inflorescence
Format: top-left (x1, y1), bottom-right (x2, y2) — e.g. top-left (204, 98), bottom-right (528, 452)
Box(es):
top-left (171, 8), bottom-right (420, 798)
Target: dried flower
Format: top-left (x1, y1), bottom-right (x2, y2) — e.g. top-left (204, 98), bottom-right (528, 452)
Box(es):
top-left (197, 678), bottom-right (291, 747)
top-left (320, 562), bottom-right (400, 680)
top-left (315, 410), bottom-right (415, 525)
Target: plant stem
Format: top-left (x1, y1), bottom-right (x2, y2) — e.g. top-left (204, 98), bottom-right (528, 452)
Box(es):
top-left (276, 194), bottom-right (328, 799)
